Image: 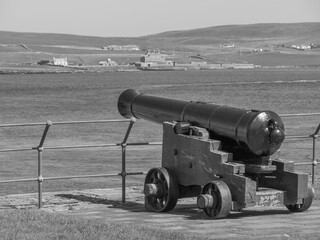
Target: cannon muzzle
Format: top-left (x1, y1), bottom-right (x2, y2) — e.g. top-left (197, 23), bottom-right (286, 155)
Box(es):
top-left (118, 89), bottom-right (285, 156)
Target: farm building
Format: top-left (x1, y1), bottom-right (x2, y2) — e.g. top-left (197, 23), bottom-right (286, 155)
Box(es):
top-left (98, 59), bottom-right (118, 66)
top-left (291, 44), bottom-right (311, 50)
top-left (140, 51), bottom-right (166, 63)
top-left (102, 45), bottom-right (140, 51)
top-left (220, 43), bottom-right (235, 48)
top-left (53, 57), bottom-right (68, 66)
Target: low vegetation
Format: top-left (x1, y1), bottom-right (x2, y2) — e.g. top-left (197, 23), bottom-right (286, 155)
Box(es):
top-left (0, 210), bottom-right (210, 240)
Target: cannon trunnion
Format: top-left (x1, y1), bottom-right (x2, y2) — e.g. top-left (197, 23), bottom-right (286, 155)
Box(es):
top-left (118, 89), bottom-right (314, 219)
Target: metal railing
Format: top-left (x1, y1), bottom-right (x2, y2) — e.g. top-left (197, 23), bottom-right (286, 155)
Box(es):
top-left (279, 113), bottom-right (320, 185)
top-left (0, 113), bottom-right (319, 208)
top-left (0, 118), bottom-right (161, 208)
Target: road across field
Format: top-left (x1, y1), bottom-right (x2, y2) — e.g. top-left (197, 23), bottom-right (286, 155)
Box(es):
top-left (1, 187), bottom-right (319, 239)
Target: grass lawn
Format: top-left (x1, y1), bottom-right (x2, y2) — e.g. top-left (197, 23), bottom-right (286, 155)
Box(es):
top-left (0, 69), bottom-right (319, 197)
top-left (0, 209), bottom-right (210, 240)
top-left (0, 69), bottom-right (319, 239)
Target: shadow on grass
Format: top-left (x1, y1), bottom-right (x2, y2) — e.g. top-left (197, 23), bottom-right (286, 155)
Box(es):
top-left (56, 193), bottom-right (293, 220)
top-left (56, 193), bottom-right (146, 212)
top-left (170, 203), bottom-right (292, 220)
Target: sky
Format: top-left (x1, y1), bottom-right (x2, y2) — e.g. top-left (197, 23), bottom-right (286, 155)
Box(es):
top-left (1, 0), bottom-right (320, 37)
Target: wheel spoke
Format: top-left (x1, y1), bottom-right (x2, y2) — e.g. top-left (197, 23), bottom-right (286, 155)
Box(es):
top-left (200, 181), bottom-right (232, 219)
top-left (156, 171), bottom-right (161, 180)
top-left (144, 167), bottom-right (179, 212)
top-left (149, 171), bottom-right (157, 183)
top-left (154, 171), bottom-right (159, 180)
top-left (158, 197), bottom-right (164, 208)
top-left (159, 172), bottom-right (166, 181)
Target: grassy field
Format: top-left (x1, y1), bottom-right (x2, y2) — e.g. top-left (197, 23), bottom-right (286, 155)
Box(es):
top-left (0, 69), bottom-right (319, 239)
top-left (0, 209), bottom-right (211, 240)
top-left (0, 69), bottom-right (319, 197)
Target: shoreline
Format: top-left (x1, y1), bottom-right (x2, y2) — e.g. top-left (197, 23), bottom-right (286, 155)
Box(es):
top-left (1, 64), bottom-right (319, 74)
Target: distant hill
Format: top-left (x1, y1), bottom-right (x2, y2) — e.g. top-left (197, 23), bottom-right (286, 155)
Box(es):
top-left (0, 31), bottom-right (137, 47)
top-left (1, 22), bottom-right (320, 67)
top-left (1, 22), bottom-right (320, 48)
top-left (142, 22), bottom-right (320, 44)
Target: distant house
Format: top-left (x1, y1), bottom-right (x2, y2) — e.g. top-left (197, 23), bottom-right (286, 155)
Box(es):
top-left (99, 58), bottom-right (118, 66)
top-left (140, 51), bottom-right (166, 63)
top-left (190, 61), bottom-right (207, 67)
top-left (220, 43), bottom-right (235, 48)
top-left (122, 45), bottom-right (140, 51)
top-left (104, 45), bottom-right (122, 51)
top-left (102, 45), bottom-right (140, 51)
top-left (53, 57), bottom-right (68, 66)
top-left (291, 44), bottom-right (311, 50)
top-left (135, 50), bottom-right (176, 68)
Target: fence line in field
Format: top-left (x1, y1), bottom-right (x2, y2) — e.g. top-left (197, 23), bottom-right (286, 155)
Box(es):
top-left (0, 113), bottom-right (319, 208)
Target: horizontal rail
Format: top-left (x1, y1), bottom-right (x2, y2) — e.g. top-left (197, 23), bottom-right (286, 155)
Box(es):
top-left (285, 135), bottom-right (312, 140)
top-left (0, 119), bottom-right (130, 128)
top-left (0, 172), bottom-right (146, 184)
top-left (295, 162), bottom-right (313, 166)
top-left (0, 178), bottom-right (38, 184)
top-left (0, 115), bottom-right (318, 209)
top-left (126, 142), bottom-right (162, 146)
top-left (44, 173), bottom-right (120, 180)
top-left (0, 142), bottom-right (162, 153)
top-left (51, 119), bottom-right (131, 125)
top-left (43, 142), bottom-right (163, 150)
top-left (42, 143), bottom-right (123, 150)
top-left (42, 172), bottom-right (145, 180)
top-left (0, 122), bottom-right (47, 128)
top-left (126, 171), bottom-right (146, 176)
top-left (280, 113), bottom-right (320, 117)
top-left (0, 147), bottom-right (34, 153)
top-left (0, 142), bottom-right (163, 153)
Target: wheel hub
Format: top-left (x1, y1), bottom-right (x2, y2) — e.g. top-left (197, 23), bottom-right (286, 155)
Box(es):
top-left (144, 183), bottom-right (164, 197)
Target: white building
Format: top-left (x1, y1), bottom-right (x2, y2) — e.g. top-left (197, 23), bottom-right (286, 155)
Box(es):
top-left (99, 58), bottom-right (118, 66)
top-left (53, 57), bottom-right (68, 66)
top-left (220, 43), bottom-right (235, 48)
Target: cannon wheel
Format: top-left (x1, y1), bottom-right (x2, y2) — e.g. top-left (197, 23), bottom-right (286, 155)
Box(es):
top-left (200, 181), bottom-right (232, 219)
top-left (286, 184), bottom-right (314, 212)
top-left (144, 167), bottom-right (179, 212)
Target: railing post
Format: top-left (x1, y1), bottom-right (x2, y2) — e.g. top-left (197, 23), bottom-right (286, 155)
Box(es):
top-left (120, 117), bottom-right (136, 203)
top-left (34, 120), bottom-right (52, 208)
top-left (311, 123), bottom-right (320, 186)
top-left (121, 142), bottom-right (127, 204)
top-left (37, 147), bottom-right (44, 209)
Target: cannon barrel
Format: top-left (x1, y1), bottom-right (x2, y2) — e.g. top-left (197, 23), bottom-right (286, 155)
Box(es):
top-left (118, 89), bottom-right (285, 156)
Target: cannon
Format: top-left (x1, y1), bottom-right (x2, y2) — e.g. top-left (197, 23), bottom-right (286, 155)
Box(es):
top-left (118, 89), bottom-right (314, 218)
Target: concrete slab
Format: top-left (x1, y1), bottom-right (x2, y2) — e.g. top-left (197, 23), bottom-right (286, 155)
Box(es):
top-left (1, 187), bottom-right (319, 239)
